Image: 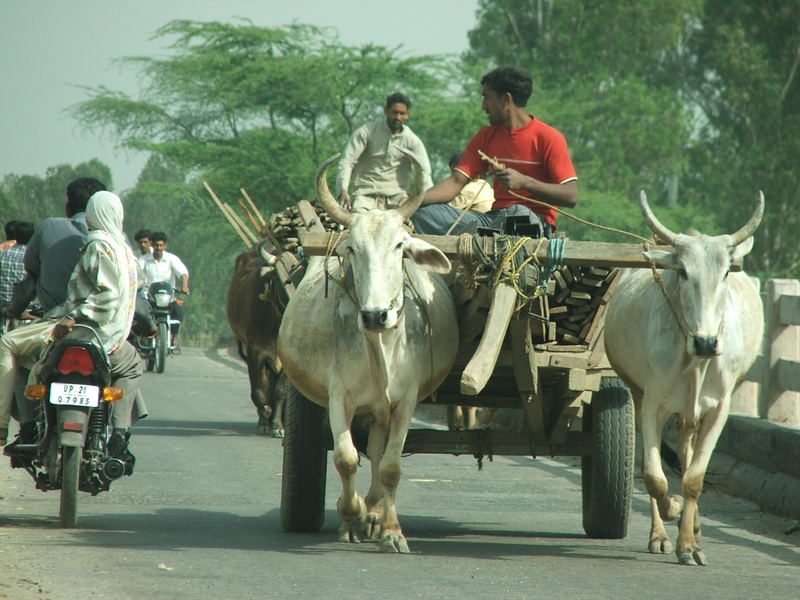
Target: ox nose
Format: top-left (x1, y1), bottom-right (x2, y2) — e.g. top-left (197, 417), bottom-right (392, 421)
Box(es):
top-left (360, 310), bottom-right (391, 331)
top-left (693, 335), bottom-right (718, 357)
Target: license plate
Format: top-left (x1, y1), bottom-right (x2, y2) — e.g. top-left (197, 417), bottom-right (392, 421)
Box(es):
top-left (49, 382), bottom-right (100, 407)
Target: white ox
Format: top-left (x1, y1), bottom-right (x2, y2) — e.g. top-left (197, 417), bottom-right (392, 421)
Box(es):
top-left (277, 155), bottom-right (458, 553)
top-left (604, 192), bottom-right (764, 566)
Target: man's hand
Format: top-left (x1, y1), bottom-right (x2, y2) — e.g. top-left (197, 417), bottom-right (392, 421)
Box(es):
top-left (51, 316), bottom-right (76, 340)
top-left (339, 190), bottom-right (352, 210)
top-left (491, 166), bottom-right (533, 191)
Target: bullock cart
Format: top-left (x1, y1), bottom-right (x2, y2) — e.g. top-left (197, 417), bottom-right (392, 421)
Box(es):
top-left (268, 200), bottom-right (674, 540)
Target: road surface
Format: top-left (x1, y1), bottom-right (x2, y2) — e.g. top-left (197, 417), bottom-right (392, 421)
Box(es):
top-left (1, 346), bottom-right (798, 599)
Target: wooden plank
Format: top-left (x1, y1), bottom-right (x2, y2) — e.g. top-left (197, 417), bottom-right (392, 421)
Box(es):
top-left (295, 200), bottom-right (327, 233)
top-left (402, 429), bottom-right (594, 457)
top-left (461, 282), bottom-right (517, 395)
top-left (298, 232), bottom-right (688, 269)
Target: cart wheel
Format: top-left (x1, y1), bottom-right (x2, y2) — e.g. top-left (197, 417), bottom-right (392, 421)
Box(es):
top-left (280, 383), bottom-right (328, 532)
top-left (581, 376), bottom-right (634, 539)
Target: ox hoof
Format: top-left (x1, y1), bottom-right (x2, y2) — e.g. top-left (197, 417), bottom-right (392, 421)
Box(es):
top-left (677, 548), bottom-right (707, 566)
top-left (379, 533), bottom-right (410, 554)
top-left (270, 426), bottom-right (284, 439)
top-left (364, 513), bottom-right (382, 540)
top-left (256, 424), bottom-right (271, 436)
top-left (338, 520), bottom-right (368, 544)
top-left (648, 536), bottom-right (673, 554)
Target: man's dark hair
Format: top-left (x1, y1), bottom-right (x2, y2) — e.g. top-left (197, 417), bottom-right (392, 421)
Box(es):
top-left (66, 177), bottom-right (107, 214)
top-left (134, 229), bottom-right (152, 242)
top-left (448, 153), bottom-right (463, 170)
top-left (481, 66), bottom-right (533, 107)
top-left (151, 231), bottom-right (168, 244)
top-left (13, 221), bottom-right (35, 245)
top-left (4, 220), bottom-right (18, 241)
top-left (385, 92), bottom-right (411, 109)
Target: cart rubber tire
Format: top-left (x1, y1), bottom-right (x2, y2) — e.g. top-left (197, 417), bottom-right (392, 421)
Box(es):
top-left (155, 322), bottom-right (168, 374)
top-left (280, 384), bottom-right (327, 533)
top-left (581, 376), bottom-right (634, 539)
top-left (59, 445), bottom-right (81, 528)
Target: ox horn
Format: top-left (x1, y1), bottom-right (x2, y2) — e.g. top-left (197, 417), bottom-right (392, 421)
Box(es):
top-left (728, 191), bottom-right (765, 246)
top-left (395, 147), bottom-right (426, 222)
top-left (639, 190), bottom-right (676, 244)
top-left (315, 153), bottom-right (351, 226)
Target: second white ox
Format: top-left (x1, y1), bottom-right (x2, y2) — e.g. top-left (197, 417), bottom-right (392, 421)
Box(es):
top-left (277, 155), bottom-right (458, 553)
top-left (604, 192), bottom-right (764, 566)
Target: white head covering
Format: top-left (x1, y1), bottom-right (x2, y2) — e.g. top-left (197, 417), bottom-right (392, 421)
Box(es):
top-left (86, 190), bottom-right (126, 246)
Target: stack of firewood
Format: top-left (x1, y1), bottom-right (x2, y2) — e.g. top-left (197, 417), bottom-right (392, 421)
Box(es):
top-left (265, 202), bottom-right (344, 252)
top-left (546, 265), bottom-right (618, 345)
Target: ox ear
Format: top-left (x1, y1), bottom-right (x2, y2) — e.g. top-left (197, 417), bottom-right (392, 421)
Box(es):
top-left (642, 249), bottom-right (677, 268)
top-left (731, 236), bottom-right (755, 262)
top-left (403, 237), bottom-right (452, 274)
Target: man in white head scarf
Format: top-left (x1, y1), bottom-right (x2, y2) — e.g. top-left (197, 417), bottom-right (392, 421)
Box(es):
top-left (47, 191), bottom-right (143, 463)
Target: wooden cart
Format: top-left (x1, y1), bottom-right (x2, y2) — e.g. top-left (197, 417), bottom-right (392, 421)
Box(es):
top-left (272, 201), bottom-right (668, 539)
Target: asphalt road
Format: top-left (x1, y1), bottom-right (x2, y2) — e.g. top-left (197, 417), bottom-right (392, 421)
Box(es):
top-left (1, 346), bottom-right (798, 600)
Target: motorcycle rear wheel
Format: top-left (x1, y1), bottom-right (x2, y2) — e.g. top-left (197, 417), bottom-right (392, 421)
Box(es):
top-left (59, 446), bottom-right (81, 528)
top-left (155, 322), bottom-right (168, 374)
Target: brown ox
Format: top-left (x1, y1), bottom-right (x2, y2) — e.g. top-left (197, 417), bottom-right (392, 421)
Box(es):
top-left (226, 250), bottom-right (285, 437)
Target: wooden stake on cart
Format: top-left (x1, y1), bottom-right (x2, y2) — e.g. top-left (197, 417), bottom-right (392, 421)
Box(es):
top-left (237, 198), bottom-right (264, 235)
top-left (203, 181), bottom-right (253, 248)
top-left (241, 188), bottom-right (268, 228)
top-left (223, 203), bottom-right (260, 245)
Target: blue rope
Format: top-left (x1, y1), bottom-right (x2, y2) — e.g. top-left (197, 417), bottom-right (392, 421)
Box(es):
top-left (538, 237), bottom-right (566, 293)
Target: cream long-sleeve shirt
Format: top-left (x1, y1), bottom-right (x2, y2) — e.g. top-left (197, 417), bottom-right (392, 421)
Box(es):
top-left (59, 232), bottom-right (138, 354)
top-left (335, 119), bottom-right (433, 198)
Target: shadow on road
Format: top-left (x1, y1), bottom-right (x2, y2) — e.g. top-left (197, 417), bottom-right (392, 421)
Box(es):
top-left (134, 418), bottom-right (257, 437)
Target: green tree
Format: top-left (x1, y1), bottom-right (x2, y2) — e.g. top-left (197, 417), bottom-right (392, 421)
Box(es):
top-left (70, 20), bottom-right (474, 346)
top-left (72, 20), bottom-right (457, 215)
top-left (681, 0), bottom-right (800, 275)
top-left (465, 0), bottom-right (699, 201)
top-left (0, 159), bottom-right (113, 227)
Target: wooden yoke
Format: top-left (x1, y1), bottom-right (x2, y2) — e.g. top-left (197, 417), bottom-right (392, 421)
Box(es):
top-left (460, 282), bottom-right (517, 395)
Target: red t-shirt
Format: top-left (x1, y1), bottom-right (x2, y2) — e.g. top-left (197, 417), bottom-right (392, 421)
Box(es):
top-left (456, 116), bottom-right (577, 226)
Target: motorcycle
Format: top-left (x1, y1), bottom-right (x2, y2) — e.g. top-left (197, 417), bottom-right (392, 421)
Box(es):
top-left (133, 281), bottom-right (183, 373)
top-left (3, 324), bottom-right (134, 528)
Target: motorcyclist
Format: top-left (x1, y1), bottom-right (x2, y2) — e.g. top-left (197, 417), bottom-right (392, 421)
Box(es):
top-left (49, 190), bottom-right (142, 459)
top-left (2, 181), bottom-right (146, 460)
top-left (1, 177), bottom-right (106, 449)
top-left (138, 231), bottom-right (189, 353)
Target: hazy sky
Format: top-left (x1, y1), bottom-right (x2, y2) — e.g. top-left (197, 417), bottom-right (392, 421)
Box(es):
top-left (0, 0), bottom-right (478, 192)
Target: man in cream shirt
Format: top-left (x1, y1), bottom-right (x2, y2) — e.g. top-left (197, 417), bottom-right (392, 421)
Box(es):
top-left (336, 92), bottom-right (434, 212)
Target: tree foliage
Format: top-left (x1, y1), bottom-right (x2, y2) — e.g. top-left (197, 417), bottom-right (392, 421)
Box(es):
top-left (70, 20), bottom-right (476, 345)
top-left (0, 159), bottom-right (113, 228)
top-left (6, 6), bottom-right (795, 347)
top-left (467, 0), bottom-right (799, 275)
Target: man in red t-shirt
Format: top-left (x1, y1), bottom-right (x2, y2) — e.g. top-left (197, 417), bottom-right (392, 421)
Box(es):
top-left (411, 66), bottom-right (578, 237)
